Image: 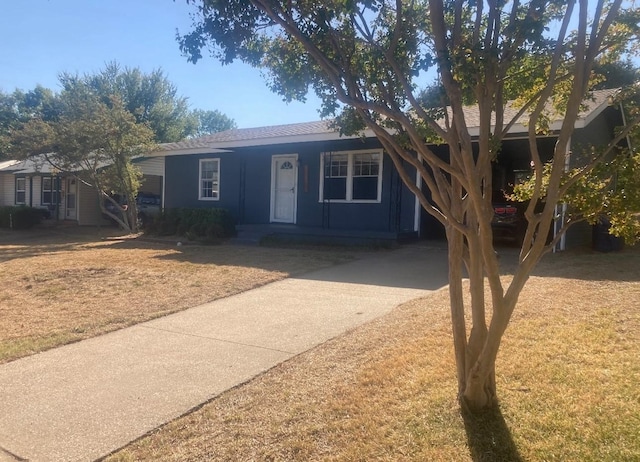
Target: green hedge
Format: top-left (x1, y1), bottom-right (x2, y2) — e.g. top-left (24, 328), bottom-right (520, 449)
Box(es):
top-left (0, 206), bottom-right (45, 229)
top-left (147, 207), bottom-right (236, 242)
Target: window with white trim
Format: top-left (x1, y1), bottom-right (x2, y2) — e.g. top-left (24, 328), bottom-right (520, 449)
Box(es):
top-left (15, 177), bottom-right (26, 204)
top-left (320, 150), bottom-right (382, 202)
top-left (199, 159), bottom-right (220, 200)
top-left (41, 177), bottom-right (61, 205)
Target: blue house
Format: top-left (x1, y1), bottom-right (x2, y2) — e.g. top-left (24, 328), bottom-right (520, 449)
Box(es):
top-left (151, 88), bottom-right (626, 248)
top-left (151, 121), bottom-right (420, 244)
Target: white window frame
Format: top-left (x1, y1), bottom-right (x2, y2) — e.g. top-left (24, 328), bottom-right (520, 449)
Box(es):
top-left (41, 176), bottom-right (61, 205)
top-left (15, 177), bottom-right (26, 204)
top-left (319, 149), bottom-right (383, 203)
top-left (198, 158), bottom-right (220, 201)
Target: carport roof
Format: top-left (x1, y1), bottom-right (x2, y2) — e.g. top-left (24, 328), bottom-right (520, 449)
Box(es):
top-left (459, 87), bottom-right (618, 134)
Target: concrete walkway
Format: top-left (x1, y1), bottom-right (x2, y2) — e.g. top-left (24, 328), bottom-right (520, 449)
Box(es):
top-left (0, 243), bottom-right (449, 462)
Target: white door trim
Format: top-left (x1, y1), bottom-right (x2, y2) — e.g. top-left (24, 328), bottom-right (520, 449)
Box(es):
top-left (270, 154), bottom-right (298, 224)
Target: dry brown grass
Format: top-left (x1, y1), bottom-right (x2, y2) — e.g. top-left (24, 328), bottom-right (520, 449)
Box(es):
top-left (0, 227), bottom-right (358, 364)
top-left (106, 247), bottom-right (640, 461)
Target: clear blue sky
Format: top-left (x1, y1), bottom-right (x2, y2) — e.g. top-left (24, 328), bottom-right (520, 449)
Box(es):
top-left (0, 0), bottom-right (323, 128)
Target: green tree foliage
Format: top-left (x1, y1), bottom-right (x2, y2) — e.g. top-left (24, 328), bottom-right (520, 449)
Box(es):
top-left (2, 62), bottom-right (236, 161)
top-left (592, 59), bottom-right (640, 88)
top-left (61, 62), bottom-right (197, 143)
top-left (179, 0), bottom-right (640, 411)
top-left (191, 108), bottom-right (237, 136)
top-left (2, 62), bottom-right (236, 157)
top-left (0, 91), bottom-right (19, 159)
top-left (0, 86), bottom-right (62, 159)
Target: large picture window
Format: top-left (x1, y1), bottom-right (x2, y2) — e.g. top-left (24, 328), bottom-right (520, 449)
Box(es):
top-left (199, 159), bottom-right (220, 200)
top-left (15, 177), bottom-right (26, 204)
top-left (41, 177), bottom-right (61, 205)
top-left (320, 150), bottom-right (382, 202)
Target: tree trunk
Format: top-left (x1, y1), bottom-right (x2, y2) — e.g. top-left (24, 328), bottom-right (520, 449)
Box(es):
top-left (447, 225), bottom-right (468, 396)
top-left (464, 234), bottom-right (493, 410)
top-left (462, 295), bottom-right (514, 411)
top-left (463, 357), bottom-right (497, 412)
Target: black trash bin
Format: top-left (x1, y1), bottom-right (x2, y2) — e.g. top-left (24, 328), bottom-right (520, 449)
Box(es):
top-left (592, 218), bottom-right (624, 252)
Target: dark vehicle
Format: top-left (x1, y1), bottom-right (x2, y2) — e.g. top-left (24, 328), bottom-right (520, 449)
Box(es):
top-left (492, 203), bottom-right (520, 239)
top-left (103, 192), bottom-right (161, 227)
top-left (103, 194), bottom-right (128, 218)
top-left (136, 192), bottom-right (161, 226)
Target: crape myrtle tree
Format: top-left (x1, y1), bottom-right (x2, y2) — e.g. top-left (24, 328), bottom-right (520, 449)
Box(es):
top-left (179, 0), bottom-right (640, 410)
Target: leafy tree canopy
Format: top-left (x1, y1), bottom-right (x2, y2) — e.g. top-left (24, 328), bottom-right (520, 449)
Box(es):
top-left (0, 86), bottom-right (62, 159)
top-left (191, 108), bottom-right (237, 136)
top-left (60, 62), bottom-right (197, 143)
top-left (1, 62), bottom-right (236, 160)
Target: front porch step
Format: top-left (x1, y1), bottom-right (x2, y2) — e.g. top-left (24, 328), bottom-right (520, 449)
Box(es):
top-left (230, 225), bottom-right (275, 245)
top-left (229, 235), bottom-right (263, 246)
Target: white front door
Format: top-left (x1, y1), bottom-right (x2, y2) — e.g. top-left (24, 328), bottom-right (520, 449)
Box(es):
top-left (66, 177), bottom-right (77, 220)
top-left (270, 155), bottom-right (298, 223)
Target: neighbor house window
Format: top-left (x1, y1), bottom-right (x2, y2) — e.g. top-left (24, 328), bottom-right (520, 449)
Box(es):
top-left (15, 177), bottom-right (26, 204)
top-left (320, 150), bottom-right (382, 202)
top-left (199, 159), bottom-right (220, 200)
top-left (41, 177), bottom-right (61, 205)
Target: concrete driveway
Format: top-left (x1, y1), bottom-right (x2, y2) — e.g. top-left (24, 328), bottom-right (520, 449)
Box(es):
top-left (0, 242), bottom-right (448, 462)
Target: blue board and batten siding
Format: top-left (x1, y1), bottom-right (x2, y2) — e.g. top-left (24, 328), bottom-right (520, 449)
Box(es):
top-left (164, 138), bottom-right (418, 235)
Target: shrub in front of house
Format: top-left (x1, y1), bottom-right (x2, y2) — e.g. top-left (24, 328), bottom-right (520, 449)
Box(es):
top-left (148, 207), bottom-right (236, 242)
top-left (0, 206), bottom-right (45, 229)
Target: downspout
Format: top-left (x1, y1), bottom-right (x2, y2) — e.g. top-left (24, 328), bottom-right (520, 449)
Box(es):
top-left (395, 165), bottom-right (403, 232)
top-left (96, 182), bottom-right (102, 232)
top-left (75, 176), bottom-right (80, 224)
top-left (620, 102), bottom-right (632, 151)
top-left (414, 154), bottom-right (422, 235)
top-left (322, 151), bottom-right (332, 229)
top-left (161, 156), bottom-right (166, 210)
top-left (555, 136), bottom-right (571, 252)
top-left (328, 151), bottom-right (331, 229)
top-left (238, 159), bottom-right (246, 224)
top-left (387, 164), bottom-right (394, 232)
top-left (55, 175), bottom-right (60, 221)
top-left (29, 176), bottom-right (33, 207)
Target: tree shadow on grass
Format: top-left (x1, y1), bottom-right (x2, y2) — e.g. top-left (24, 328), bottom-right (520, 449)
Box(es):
top-left (462, 406), bottom-right (523, 462)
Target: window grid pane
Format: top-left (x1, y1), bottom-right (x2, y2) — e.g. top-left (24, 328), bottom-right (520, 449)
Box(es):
top-left (200, 160), bottom-right (219, 199)
top-left (41, 177), bottom-right (61, 205)
top-left (16, 178), bottom-right (26, 204)
top-left (353, 153), bottom-right (380, 177)
top-left (324, 154), bottom-right (348, 178)
top-left (321, 151), bottom-right (381, 202)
